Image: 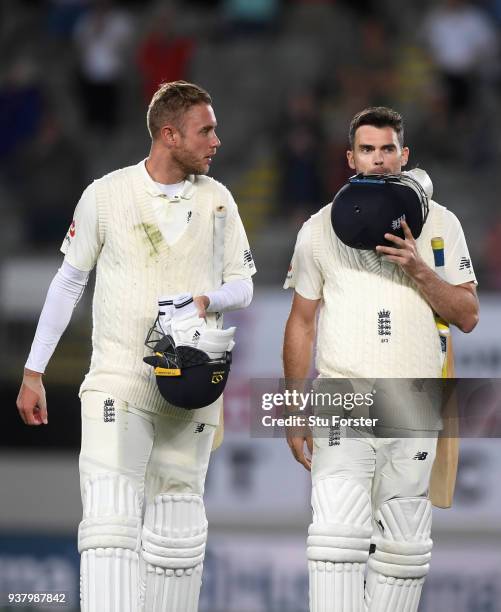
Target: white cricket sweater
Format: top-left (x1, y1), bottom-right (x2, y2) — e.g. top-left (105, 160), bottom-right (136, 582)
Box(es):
top-left (80, 163), bottom-right (232, 425)
top-left (311, 201), bottom-right (445, 379)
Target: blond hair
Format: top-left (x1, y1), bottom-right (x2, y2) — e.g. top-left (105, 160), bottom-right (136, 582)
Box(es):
top-left (147, 81), bottom-right (212, 139)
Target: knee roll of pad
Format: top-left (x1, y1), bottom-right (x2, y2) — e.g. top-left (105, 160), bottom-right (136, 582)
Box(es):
top-left (369, 497), bottom-right (433, 579)
top-left (141, 494), bottom-right (208, 571)
top-left (307, 477), bottom-right (372, 564)
top-left (78, 474), bottom-right (141, 553)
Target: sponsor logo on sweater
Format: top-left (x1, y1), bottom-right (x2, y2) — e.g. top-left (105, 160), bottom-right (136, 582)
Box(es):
top-left (459, 256), bottom-right (471, 271)
top-left (413, 451), bottom-right (429, 461)
top-left (103, 398), bottom-right (115, 423)
top-left (64, 219), bottom-right (76, 247)
top-left (243, 249), bottom-right (254, 268)
top-left (377, 310), bottom-right (391, 340)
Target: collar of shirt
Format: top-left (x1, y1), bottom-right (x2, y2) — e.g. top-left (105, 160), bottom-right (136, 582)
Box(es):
top-left (138, 158), bottom-right (196, 200)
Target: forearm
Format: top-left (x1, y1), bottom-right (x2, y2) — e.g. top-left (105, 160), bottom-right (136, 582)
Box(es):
top-left (205, 278), bottom-right (253, 312)
top-left (412, 264), bottom-right (479, 332)
top-left (283, 315), bottom-right (316, 380)
top-left (25, 262), bottom-right (89, 373)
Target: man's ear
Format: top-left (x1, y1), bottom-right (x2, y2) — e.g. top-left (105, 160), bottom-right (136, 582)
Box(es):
top-left (160, 125), bottom-right (178, 147)
top-left (401, 146), bottom-right (410, 168)
top-left (347, 149), bottom-right (356, 170)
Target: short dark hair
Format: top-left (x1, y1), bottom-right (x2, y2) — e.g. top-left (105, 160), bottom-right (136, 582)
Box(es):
top-left (349, 106), bottom-right (404, 148)
top-left (147, 80), bottom-right (212, 139)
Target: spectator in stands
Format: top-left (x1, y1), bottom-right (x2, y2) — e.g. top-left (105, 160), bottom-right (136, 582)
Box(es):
top-left (46, 0), bottom-right (89, 39)
top-left (278, 89), bottom-right (325, 225)
top-left (421, 0), bottom-right (498, 118)
top-left (221, 0), bottom-right (280, 37)
top-left (73, 0), bottom-right (133, 131)
top-left (137, 5), bottom-right (196, 101)
top-left (15, 113), bottom-right (86, 247)
top-left (0, 57), bottom-right (44, 163)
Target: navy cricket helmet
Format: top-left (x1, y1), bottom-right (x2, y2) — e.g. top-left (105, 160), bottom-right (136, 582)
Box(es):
top-left (331, 172), bottom-right (429, 250)
top-left (143, 317), bottom-right (231, 410)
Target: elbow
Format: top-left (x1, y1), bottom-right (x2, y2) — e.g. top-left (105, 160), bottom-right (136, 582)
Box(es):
top-left (458, 310), bottom-right (479, 334)
top-left (243, 280), bottom-right (253, 308)
top-left (456, 289), bottom-right (480, 334)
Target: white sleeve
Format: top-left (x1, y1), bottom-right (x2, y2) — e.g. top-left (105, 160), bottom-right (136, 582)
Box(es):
top-left (222, 191), bottom-right (257, 282)
top-left (25, 261), bottom-right (90, 373)
top-left (442, 210), bottom-right (478, 286)
top-left (60, 182), bottom-right (102, 272)
top-left (205, 278), bottom-right (253, 313)
top-left (283, 222), bottom-right (323, 300)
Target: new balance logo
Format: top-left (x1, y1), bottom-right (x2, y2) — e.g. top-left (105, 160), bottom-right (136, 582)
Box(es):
top-left (391, 214), bottom-right (406, 231)
top-left (243, 249), bottom-right (254, 266)
top-left (413, 451), bottom-right (428, 461)
top-left (194, 423), bottom-right (205, 434)
top-left (103, 398), bottom-right (115, 423)
top-left (459, 256), bottom-right (471, 270)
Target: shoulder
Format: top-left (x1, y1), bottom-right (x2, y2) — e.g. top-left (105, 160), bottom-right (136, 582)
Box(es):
top-left (193, 175), bottom-right (232, 196)
top-left (94, 163), bottom-right (138, 188)
top-left (428, 199), bottom-right (446, 213)
top-left (315, 202), bottom-right (333, 221)
top-left (302, 203), bottom-right (333, 240)
top-left (429, 199), bottom-right (462, 229)
top-left (193, 175), bottom-right (239, 212)
top-left (294, 203), bottom-right (331, 246)
top-left (302, 202), bottom-right (332, 231)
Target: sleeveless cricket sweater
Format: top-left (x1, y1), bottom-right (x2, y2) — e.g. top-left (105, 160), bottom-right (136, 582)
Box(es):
top-left (79, 164), bottom-right (224, 424)
top-left (311, 201), bottom-right (445, 379)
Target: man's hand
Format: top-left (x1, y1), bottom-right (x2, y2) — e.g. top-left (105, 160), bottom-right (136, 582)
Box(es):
top-left (376, 219), bottom-right (478, 332)
top-left (375, 220), bottom-right (426, 279)
top-left (193, 295), bottom-right (210, 318)
top-left (16, 369), bottom-right (48, 426)
top-left (286, 425), bottom-right (313, 471)
top-left (283, 292), bottom-right (320, 471)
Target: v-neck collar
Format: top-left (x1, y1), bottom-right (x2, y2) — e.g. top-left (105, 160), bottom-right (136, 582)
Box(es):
top-left (139, 159), bottom-right (195, 200)
top-left (134, 161), bottom-right (203, 262)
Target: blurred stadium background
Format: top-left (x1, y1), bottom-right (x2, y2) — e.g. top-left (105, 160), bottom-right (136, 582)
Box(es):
top-left (1, 0), bottom-right (501, 610)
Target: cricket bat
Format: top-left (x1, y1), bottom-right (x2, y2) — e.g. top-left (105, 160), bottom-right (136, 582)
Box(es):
top-left (429, 237), bottom-right (459, 509)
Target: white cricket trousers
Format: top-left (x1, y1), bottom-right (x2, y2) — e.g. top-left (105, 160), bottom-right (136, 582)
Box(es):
top-left (312, 431), bottom-right (438, 509)
top-left (78, 391), bottom-right (216, 612)
top-left (79, 391), bottom-right (215, 501)
top-left (308, 430), bottom-right (438, 612)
